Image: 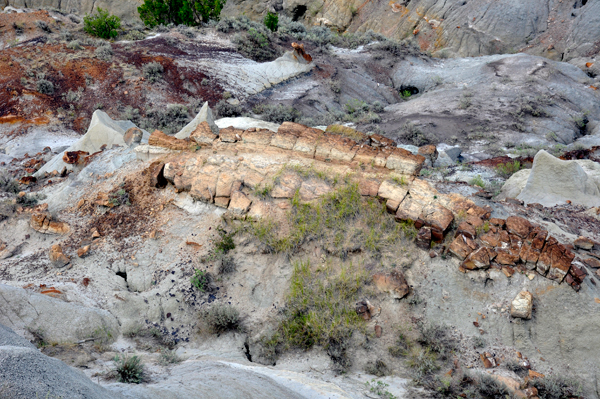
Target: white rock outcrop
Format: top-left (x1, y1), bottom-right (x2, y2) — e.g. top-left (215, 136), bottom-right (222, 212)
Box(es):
top-left (501, 150), bottom-right (600, 207)
top-left (175, 101), bottom-right (219, 139)
top-left (510, 291), bottom-right (533, 320)
top-left (35, 111), bottom-right (148, 176)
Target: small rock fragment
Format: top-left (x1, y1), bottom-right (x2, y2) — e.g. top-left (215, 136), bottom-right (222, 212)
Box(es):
top-left (510, 291), bottom-right (533, 320)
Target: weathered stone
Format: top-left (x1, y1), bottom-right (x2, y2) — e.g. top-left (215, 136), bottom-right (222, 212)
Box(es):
top-left (328, 135), bottom-right (358, 162)
top-left (354, 146), bottom-right (379, 166)
top-left (215, 172), bottom-right (238, 198)
top-left (374, 325), bottom-right (383, 338)
top-left (574, 236), bottom-right (596, 250)
top-left (49, 244), bottom-right (69, 268)
top-left (505, 216), bottom-right (532, 238)
top-left (355, 299), bottom-right (373, 320)
top-left (489, 218), bottom-right (505, 227)
top-left (62, 150), bottom-right (89, 165)
top-left (148, 161), bottom-right (167, 188)
top-left (569, 264), bottom-right (587, 284)
top-left (462, 247), bottom-right (491, 270)
top-left (189, 173), bottom-right (219, 202)
top-left (386, 199), bottom-right (401, 213)
top-left (148, 130), bottom-right (191, 150)
top-left (228, 191), bottom-right (252, 215)
top-left (190, 121), bottom-right (218, 144)
top-left (395, 195), bottom-right (424, 224)
top-left (219, 126), bottom-right (243, 143)
top-left (291, 42), bottom-right (312, 64)
top-left (465, 215), bottom-right (484, 228)
top-left (77, 245), bottom-right (90, 258)
top-left (369, 134), bottom-right (395, 148)
top-left (214, 197), bottom-right (231, 208)
top-left (358, 179), bottom-right (380, 197)
top-left (422, 203), bottom-right (454, 233)
top-left (449, 234), bottom-right (478, 260)
top-left (418, 144), bottom-right (438, 165)
top-left (242, 128), bottom-right (273, 145)
top-left (30, 214), bottom-right (70, 235)
top-left (385, 147), bottom-right (425, 176)
top-left (123, 127), bottom-right (143, 146)
top-left (378, 180), bottom-right (408, 204)
top-left (271, 173), bottom-right (303, 198)
top-left (292, 128), bottom-right (321, 157)
top-left (511, 291), bottom-right (533, 319)
top-left (457, 222), bottom-right (477, 239)
top-left (271, 122), bottom-right (302, 150)
top-left (372, 270), bottom-right (409, 299)
top-left (583, 257), bottom-right (600, 268)
top-left (416, 227), bottom-right (432, 249)
top-left (299, 180), bottom-right (331, 201)
top-left (496, 249), bottom-right (520, 266)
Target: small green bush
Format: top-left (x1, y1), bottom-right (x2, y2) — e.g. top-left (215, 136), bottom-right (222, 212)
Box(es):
top-left (204, 304), bottom-right (240, 333)
top-left (36, 79), bottom-right (54, 95)
top-left (214, 100), bottom-right (242, 118)
top-left (143, 61), bottom-right (164, 82)
top-left (158, 348), bottom-right (182, 365)
top-left (264, 12), bottom-right (278, 32)
top-left (191, 269), bottom-right (210, 291)
top-left (469, 175), bottom-right (485, 188)
top-left (495, 160), bottom-right (521, 178)
top-left (140, 104), bottom-right (190, 134)
top-left (113, 354), bottom-right (144, 383)
top-left (138, 0), bottom-right (225, 28)
top-left (84, 8), bottom-right (120, 39)
top-left (531, 374), bottom-right (582, 399)
top-left (261, 104), bottom-right (300, 123)
top-left (233, 27), bottom-right (279, 62)
top-left (0, 174), bottom-right (19, 194)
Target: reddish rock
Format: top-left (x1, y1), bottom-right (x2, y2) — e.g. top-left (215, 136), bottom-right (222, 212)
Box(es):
top-left (372, 270), bottom-right (410, 299)
top-left (495, 249), bottom-right (520, 266)
top-left (355, 299), bottom-right (373, 320)
top-left (465, 215), bottom-right (484, 228)
top-left (358, 179), bottom-right (380, 197)
top-left (242, 128), bottom-right (273, 145)
top-left (583, 258), bottom-right (600, 268)
top-left (374, 325), bottom-right (383, 338)
top-left (62, 150), bottom-right (89, 165)
top-left (291, 42), bottom-right (312, 63)
top-left (148, 161), bottom-right (167, 188)
top-left (449, 234), bottom-right (478, 260)
top-left (416, 227), bottom-right (432, 249)
top-left (190, 121), bottom-right (218, 144)
top-left (369, 133), bottom-right (395, 148)
top-left (149, 130), bottom-right (191, 150)
top-left (457, 222), bottom-right (476, 240)
top-left (505, 216), bottom-right (532, 238)
top-left (569, 264), bottom-right (587, 284)
top-left (418, 144), bottom-right (438, 164)
top-left (480, 231), bottom-right (501, 247)
top-left (422, 203), bottom-right (454, 234)
top-left (574, 236), bottom-right (595, 250)
top-left (462, 247), bottom-right (491, 270)
top-left (489, 218), bottom-right (505, 227)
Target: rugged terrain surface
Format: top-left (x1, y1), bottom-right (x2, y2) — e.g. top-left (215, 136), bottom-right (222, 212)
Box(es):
top-left (1, 6), bottom-right (600, 399)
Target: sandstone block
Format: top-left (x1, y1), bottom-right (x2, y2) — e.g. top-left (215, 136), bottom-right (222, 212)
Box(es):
top-left (416, 227), bottom-right (432, 249)
top-left (583, 257), bottom-right (600, 268)
top-left (422, 203), bottom-right (453, 233)
top-left (271, 123), bottom-right (301, 150)
top-left (358, 179), bottom-right (380, 197)
top-left (395, 195), bottom-right (424, 223)
top-left (242, 128), bottom-right (273, 145)
top-left (328, 135), bottom-right (358, 162)
top-left (369, 134), bottom-right (395, 148)
top-left (215, 172), bottom-right (238, 198)
top-left (372, 270), bottom-right (409, 299)
top-left (457, 222), bottom-right (476, 239)
top-left (229, 192), bottom-right (252, 215)
top-left (30, 214), bottom-right (70, 235)
top-left (506, 216), bottom-right (532, 238)
top-left (574, 236), bottom-right (595, 250)
top-left (354, 146), bottom-right (379, 166)
top-left (378, 180), bottom-right (408, 203)
top-left (547, 244), bottom-right (574, 282)
top-left (385, 147), bottom-right (425, 176)
top-left (190, 173), bottom-right (219, 202)
top-left (511, 291), bottom-right (533, 319)
top-left (292, 129), bottom-right (321, 157)
top-left (272, 173), bottom-right (303, 198)
top-left (449, 234), bottom-right (478, 260)
top-left (214, 197), bottom-right (230, 208)
top-left (462, 247), bottom-right (491, 270)
top-left (299, 180), bottom-right (331, 201)
top-left (190, 121), bottom-right (218, 144)
top-left (148, 130), bottom-right (191, 150)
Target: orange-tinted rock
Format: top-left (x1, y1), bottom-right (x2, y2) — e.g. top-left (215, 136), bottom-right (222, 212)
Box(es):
top-left (466, 205), bottom-right (492, 220)
top-left (30, 213), bottom-right (70, 234)
top-left (62, 150), bottom-right (89, 165)
top-left (449, 234), bottom-right (478, 260)
top-left (299, 179), bottom-right (331, 201)
top-left (18, 176), bottom-right (37, 185)
top-left (123, 127), bottom-right (143, 146)
top-left (293, 128), bottom-right (322, 157)
top-left (77, 245), bottom-right (90, 258)
top-left (489, 218), bottom-right (505, 227)
top-left (372, 270), bottom-right (409, 299)
top-left (291, 42), bottom-right (312, 63)
top-left (328, 135), bottom-right (358, 162)
top-left (190, 121), bottom-right (218, 144)
top-left (422, 203), bottom-right (454, 233)
top-left (506, 216), bottom-right (532, 238)
top-left (229, 191), bottom-right (252, 215)
top-left (354, 145), bottom-right (379, 165)
top-left (219, 126), bottom-right (243, 143)
top-left (480, 231), bottom-right (500, 247)
top-left (271, 122), bottom-right (303, 150)
top-left (358, 179), bottom-right (380, 197)
top-left (465, 215), bottom-right (484, 228)
top-left (149, 130), bottom-right (191, 150)
top-left (49, 244), bottom-right (69, 267)
top-left (215, 172), bottom-right (238, 198)
top-left (214, 196), bottom-right (230, 208)
top-left (190, 173), bottom-right (219, 202)
top-left (463, 247), bottom-right (491, 270)
top-left (458, 222), bottom-right (477, 239)
top-left (94, 192), bottom-right (116, 207)
top-left (496, 249), bottom-right (520, 266)
top-left (418, 144), bottom-right (438, 164)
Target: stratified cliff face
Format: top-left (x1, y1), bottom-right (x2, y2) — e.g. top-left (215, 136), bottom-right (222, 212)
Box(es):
top-left (222, 0), bottom-right (600, 61)
top-left (2, 0), bottom-right (142, 20)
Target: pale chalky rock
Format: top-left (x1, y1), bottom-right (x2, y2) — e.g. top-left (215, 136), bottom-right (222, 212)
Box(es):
top-left (511, 291), bottom-right (533, 320)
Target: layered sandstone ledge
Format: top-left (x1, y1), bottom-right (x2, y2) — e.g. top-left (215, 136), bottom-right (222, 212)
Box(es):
top-left (145, 121), bottom-right (581, 289)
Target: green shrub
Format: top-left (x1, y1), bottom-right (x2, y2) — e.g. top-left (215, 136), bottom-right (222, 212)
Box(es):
top-left (113, 354), bottom-right (144, 383)
top-left (67, 40), bottom-right (82, 50)
top-left (277, 16), bottom-right (306, 39)
top-left (140, 104), bottom-right (190, 134)
top-left (143, 61), bottom-right (164, 82)
top-left (261, 104), bottom-right (300, 123)
top-left (407, 347), bottom-right (439, 382)
top-left (264, 12), bottom-right (278, 32)
top-left (495, 160), bottom-right (521, 178)
top-left (469, 175), bottom-right (485, 188)
top-left (233, 27), bottom-right (279, 62)
top-left (191, 269), bottom-right (210, 291)
top-left (36, 79), bottom-right (54, 95)
top-left (204, 304), bottom-right (240, 333)
top-left (365, 379), bottom-right (396, 399)
top-left (0, 174), bottom-right (19, 194)
top-left (399, 122), bottom-right (431, 146)
top-left (214, 100), bottom-right (242, 118)
top-left (84, 8), bottom-right (120, 39)
top-left (417, 323), bottom-right (456, 361)
top-left (158, 348), bottom-right (182, 365)
top-left (138, 0), bottom-right (225, 28)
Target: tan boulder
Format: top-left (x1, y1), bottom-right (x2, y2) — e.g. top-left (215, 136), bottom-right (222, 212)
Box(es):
top-left (148, 130), bottom-right (191, 150)
top-left (385, 147), bottom-right (425, 176)
top-left (583, 257), bottom-right (600, 268)
top-left (372, 270), bottom-right (409, 299)
top-left (449, 234), bottom-right (478, 260)
top-left (271, 173), bottom-right (303, 198)
top-left (358, 178), bottom-right (380, 197)
top-left (190, 121), bottom-right (218, 144)
top-left (271, 122), bottom-right (302, 150)
top-left (229, 192), bottom-right (252, 215)
top-left (242, 128), bottom-right (273, 145)
top-left (77, 245), bottom-right (90, 258)
top-left (377, 180), bottom-right (408, 204)
top-left (511, 291), bottom-right (533, 319)
top-left (123, 127), bottom-right (143, 146)
top-left (30, 214), bottom-right (70, 235)
top-left (328, 135), bottom-right (358, 162)
top-left (574, 236), bottom-right (596, 250)
top-left (505, 216), bottom-right (532, 238)
top-left (354, 146), bottom-right (379, 166)
top-left (292, 129), bottom-right (322, 157)
top-left (462, 247), bottom-right (491, 270)
top-left (49, 244), bottom-right (70, 268)
top-left (190, 173), bottom-right (219, 202)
